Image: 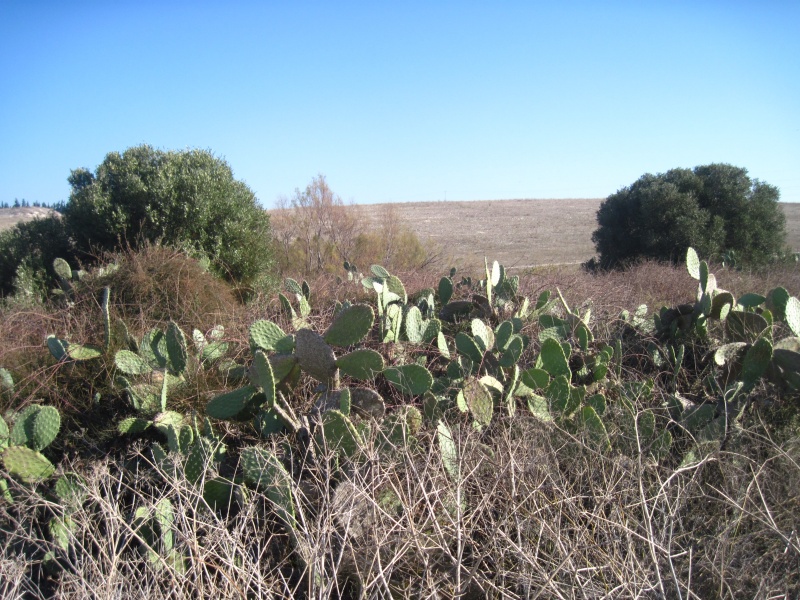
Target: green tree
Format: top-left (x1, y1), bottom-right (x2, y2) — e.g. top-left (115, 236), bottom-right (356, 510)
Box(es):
top-left (63, 145), bottom-right (276, 289)
top-left (592, 163), bottom-right (785, 267)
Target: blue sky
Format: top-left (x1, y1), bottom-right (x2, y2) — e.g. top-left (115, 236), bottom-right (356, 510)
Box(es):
top-left (1, 1), bottom-right (798, 207)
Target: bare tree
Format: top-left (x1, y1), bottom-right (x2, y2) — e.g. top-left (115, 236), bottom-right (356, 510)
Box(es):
top-left (272, 175), bottom-right (362, 275)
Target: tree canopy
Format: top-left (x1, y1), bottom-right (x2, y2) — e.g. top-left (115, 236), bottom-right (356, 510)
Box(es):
top-left (0, 145), bottom-right (276, 297)
top-left (62, 145), bottom-right (275, 289)
top-left (591, 163), bottom-right (786, 267)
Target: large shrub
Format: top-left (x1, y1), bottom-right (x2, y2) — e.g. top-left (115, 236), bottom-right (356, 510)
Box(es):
top-left (0, 215), bottom-right (72, 297)
top-left (63, 145), bottom-right (276, 290)
top-left (592, 163), bottom-right (786, 267)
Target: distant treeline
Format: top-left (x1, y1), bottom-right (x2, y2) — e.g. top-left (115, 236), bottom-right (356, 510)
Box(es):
top-left (1, 199), bottom-right (66, 211)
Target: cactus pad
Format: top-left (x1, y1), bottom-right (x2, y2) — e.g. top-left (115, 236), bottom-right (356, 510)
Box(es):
top-left (295, 329), bottom-right (337, 383)
top-left (52, 257), bottom-right (73, 281)
top-left (118, 417), bottom-right (151, 435)
top-left (336, 349), bottom-right (384, 381)
top-left (437, 421), bottom-right (459, 482)
top-left (439, 300), bottom-right (473, 323)
top-left (579, 405), bottom-right (610, 450)
top-left (141, 328), bottom-right (167, 369)
top-left (404, 306), bottom-right (424, 343)
top-left (742, 337), bottom-right (773, 389)
top-left (498, 335), bottom-right (524, 368)
top-left (46, 336), bottom-right (68, 361)
top-left (765, 286), bottom-right (790, 320)
top-left (438, 276), bottom-right (454, 305)
top-left (537, 338), bottom-right (571, 379)
top-left (520, 367), bottom-right (550, 391)
top-left (248, 351), bottom-right (276, 405)
top-left (316, 409), bottom-right (362, 459)
top-left (165, 321), bottom-right (188, 374)
top-left (686, 247), bottom-right (700, 279)
top-left (0, 368), bottom-right (13, 397)
top-left (54, 473), bottom-right (87, 509)
top-left (206, 385), bottom-right (260, 420)
top-left (249, 320), bottom-right (287, 352)
top-left (269, 354), bottom-right (299, 384)
top-left (115, 350), bottom-right (152, 376)
top-left (350, 388), bottom-right (386, 420)
top-left (324, 304), bottom-right (374, 347)
top-left (239, 447), bottom-right (296, 528)
top-left (10, 405), bottom-right (42, 448)
top-left (184, 438), bottom-right (213, 484)
top-left (471, 319), bottom-right (494, 353)
top-left (383, 364), bottom-right (433, 396)
top-left (284, 277), bottom-right (303, 297)
top-left (0, 415), bottom-right (9, 450)
top-left (455, 332), bottom-right (484, 364)
top-left (785, 296), bottom-right (800, 338)
top-left (726, 311), bottom-right (770, 342)
top-left (463, 379), bottom-right (493, 428)
top-left (3, 445), bottom-right (56, 483)
top-left (254, 407), bottom-right (284, 437)
top-left (29, 405), bottom-right (60, 451)
top-left (66, 343), bottom-right (103, 361)
top-left (203, 477), bottom-right (236, 511)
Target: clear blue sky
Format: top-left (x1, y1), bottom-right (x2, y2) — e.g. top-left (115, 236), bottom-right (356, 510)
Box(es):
top-left (1, 1), bottom-right (798, 207)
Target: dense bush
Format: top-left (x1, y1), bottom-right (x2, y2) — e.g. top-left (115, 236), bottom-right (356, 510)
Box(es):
top-left (0, 215), bottom-right (72, 297)
top-left (63, 145), bottom-right (276, 290)
top-left (0, 146), bottom-right (277, 297)
top-left (592, 163), bottom-right (786, 267)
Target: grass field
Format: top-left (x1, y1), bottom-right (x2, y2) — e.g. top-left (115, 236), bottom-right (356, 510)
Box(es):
top-left (356, 199), bottom-right (800, 271)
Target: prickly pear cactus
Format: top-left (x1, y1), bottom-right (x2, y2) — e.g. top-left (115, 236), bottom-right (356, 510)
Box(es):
top-left (349, 388), bottom-right (386, 420)
top-left (383, 364), bottom-right (433, 396)
top-left (165, 321), bottom-right (188, 374)
top-left (315, 409), bottom-right (364, 459)
top-left (323, 304), bottom-right (374, 347)
top-left (206, 385), bottom-right (260, 420)
top-left (115, 350), bottom-right (152, 376)
top-left (10, 404), bottom-right (60, 451)
top-left (249, 320), bottom-right (290, 353)
top-left (0, 415), bottom-right (9, 451)
top-left (2, 445), bottom-right (56, 483)
top-left (239, 447), bottom-right (296, 529)
top-left (336, 349), bottom-right (384, 381)
top-left (30, 406), bottom-right (61, 452)
top-left (295, 328), bottom-right (337, 384)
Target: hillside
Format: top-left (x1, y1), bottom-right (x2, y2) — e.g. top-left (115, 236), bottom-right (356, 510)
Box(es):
top-left (358, 199), bottom-right (800, 271)
top-left (0, 206), bottom-right (58, 232)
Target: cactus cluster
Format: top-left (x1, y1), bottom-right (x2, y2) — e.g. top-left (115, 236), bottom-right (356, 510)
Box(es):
top-left (115, 320), bottom-right (190, 414)
top-left (206, 302), bottom-right (389, 446)
top-left (0, 403), bottom-right (61, 484)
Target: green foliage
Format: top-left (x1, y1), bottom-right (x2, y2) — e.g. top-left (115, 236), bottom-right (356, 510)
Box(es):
top-left (62, 145), bottom-right (276, 289)
top-left (593, 163), bottom-right (786, 267)
top-left (0, 215), bottom-right (72, 297)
